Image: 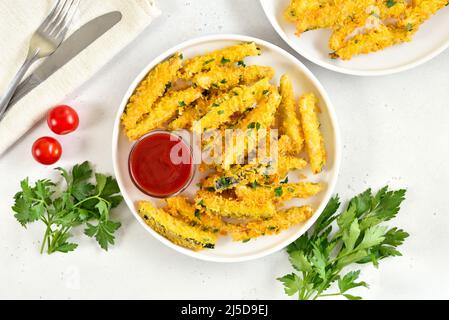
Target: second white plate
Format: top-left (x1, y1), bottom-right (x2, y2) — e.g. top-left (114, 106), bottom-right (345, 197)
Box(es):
top-left (260, 0), bottom-right (449, 76)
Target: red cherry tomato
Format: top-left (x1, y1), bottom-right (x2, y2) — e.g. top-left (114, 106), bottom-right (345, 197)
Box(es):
top-left (47, 105), bottom-right (79, 135)
top-left (32, 137), bottom-right (62, 165)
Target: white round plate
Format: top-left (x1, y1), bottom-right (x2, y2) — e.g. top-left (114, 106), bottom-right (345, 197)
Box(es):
top-left (260, 0), bottom-right (449, 76)
top-left (112, 34), bottom-right (341, 262)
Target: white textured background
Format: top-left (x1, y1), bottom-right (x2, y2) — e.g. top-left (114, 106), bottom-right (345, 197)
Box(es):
top-left (1, 0), bottom-right (448, 299)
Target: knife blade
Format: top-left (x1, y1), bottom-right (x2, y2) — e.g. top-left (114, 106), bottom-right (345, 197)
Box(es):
top-left (8, 11), bottom-right (122, 107)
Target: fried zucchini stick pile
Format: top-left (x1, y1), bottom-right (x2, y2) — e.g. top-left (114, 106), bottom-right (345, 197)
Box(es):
top-left (285, 0), bottom-right (447, 60)
top-left (123, 43), bottom-right (327, 251)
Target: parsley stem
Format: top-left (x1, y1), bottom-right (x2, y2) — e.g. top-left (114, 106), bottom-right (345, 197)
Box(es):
top-left (73, 195), bottom-right (110, 208)
top-left (48, 226), bottom-right (70, 254)
top-left (40, 226), bottom-right (50, 254)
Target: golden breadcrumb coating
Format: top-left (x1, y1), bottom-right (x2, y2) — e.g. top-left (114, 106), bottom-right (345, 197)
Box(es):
top-left (330, 24), bottom-right (409, 60)
top-left (168, 92), bottom-right (222, 130)
top-left (279, 74), bottom-right (304, 153)
top-left (298, 93), bottom-right (326, 174)
top-left (165, 197), bottom-right (224, 233)
top-left (193, 65), bottom-right (274, 90)
top-left (220, 87), bottom-right (281, 169)
top-left (197, 78), bottom-right (271, 131)
top-left (196, 190), bottom-right (276, 219)
top-left (235, 182), bottom-right (322, 203)
top-left (121, 53), bottom-right (182, 131)
top-left (278, 135), bottom-right (294, 155)
top-left (225, 206), bottom-right (313, 241)
top-left (180, 42), bottom-right (261, 79)
top-left (236, 86), bottom-right (280, 130)
top-left (126, 87), bottom-right (202, 140)
top-left (284, 0), bottom-right (448, 59)
top-left (138, 201), bottom-right (217, 251)
top-left (277, 156), bottom-right (308, 178)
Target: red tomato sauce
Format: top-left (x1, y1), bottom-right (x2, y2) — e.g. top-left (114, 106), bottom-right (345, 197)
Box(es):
top-left (129, 132), bottom-right (193, 197)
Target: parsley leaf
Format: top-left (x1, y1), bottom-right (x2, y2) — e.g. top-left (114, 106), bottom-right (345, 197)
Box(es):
top-left (221, 57), bottom-right (231, 64)
top-left (278, 186), bottom-right (409, 300)
top-left (274, 187), bottom-right (283, 197)
top-left (12, 162), bottom-right (123, 254)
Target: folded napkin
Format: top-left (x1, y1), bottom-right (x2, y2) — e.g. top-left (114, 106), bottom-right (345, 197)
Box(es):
top-left (0, 0), bottom-right (160, 156)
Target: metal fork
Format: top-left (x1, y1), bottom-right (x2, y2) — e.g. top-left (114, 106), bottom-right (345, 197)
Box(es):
top-left (0, 0), bottom-right (80, 119)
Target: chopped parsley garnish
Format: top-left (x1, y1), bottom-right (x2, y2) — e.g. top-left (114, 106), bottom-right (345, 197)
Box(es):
top-left (385, 0), bottom-right (396, 8)
top-left (215, 177), bottom-right (236, 190)
top-left (197, 199), bottom-right (205, 207)
top-left (203, 58), bottom-right (215, 65)
top-left (221, 57), bottom-right (231, 64)
top-left (280, 177), bottom-right (289, 184)
top-left (274, 187), bottom-right (283, 197)
top-left (247, 122), bottom-right (261, 130)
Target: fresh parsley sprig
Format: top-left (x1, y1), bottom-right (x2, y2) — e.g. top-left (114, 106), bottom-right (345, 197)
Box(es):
top-left (278, 186), bottom-right (409, 300)
top-left (12, 161), bottom-right (123, 254)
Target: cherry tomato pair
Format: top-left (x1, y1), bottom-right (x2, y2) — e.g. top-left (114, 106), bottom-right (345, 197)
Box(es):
top-left (32, 105), bottom-right (79, 165)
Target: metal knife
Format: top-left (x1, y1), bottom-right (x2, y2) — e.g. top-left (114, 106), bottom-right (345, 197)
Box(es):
top-left (8, 11), bottom-right (122, 107)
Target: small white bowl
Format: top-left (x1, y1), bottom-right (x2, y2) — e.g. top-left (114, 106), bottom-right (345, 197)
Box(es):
top-left (112, 34), bottom-right (342, 262)
top-left (260, 0), bottom-right (449, 76)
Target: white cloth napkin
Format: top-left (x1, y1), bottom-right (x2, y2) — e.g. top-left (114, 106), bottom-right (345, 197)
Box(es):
top-left (0, 0), bottom-right (160, 156)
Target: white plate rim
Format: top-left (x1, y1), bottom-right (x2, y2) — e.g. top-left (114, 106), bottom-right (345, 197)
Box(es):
top-left (259, 0), bottom-right (449, 77)
top-left (112, 34), bottom-right (342, 263)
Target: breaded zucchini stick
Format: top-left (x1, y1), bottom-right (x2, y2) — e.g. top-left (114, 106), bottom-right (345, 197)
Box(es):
top-left (330, 24), bottom-right (409, 60)
top-left (400, 0), bottom-right (447, 29)
top-left (225, 206), bottom-right (313, 241)
top-left (196, 191), bottom-right (276, 219)
top-left (138, 201), bottom-right (217, 251)
top-left (293, 5), bottom-right (337, 35)
top-left (298, 93), bottom-right (326, 174)
top-left (236, 86), bottom-right (280, 130)
top-left (168, 91), bottom-right (223, 130)
top-left (202, 154), bottom-right (308, 192)
top-left (279, 74), bottom-right (304, 153)
top-left (165, 197), bottom-right (224, 233)
top-left (202, 164), bottom-right (270, 192)
top-left (198, 78), bottom-right (271, 131)
top-left (194, 65), bottom-right (274, 90)
top-left (277, 156), bottom-right (308, 178)
top-left (180, 42), bottom-right (261, 79)
top-left (284, 0), bottom-right (332, 23)
top-left (121, 53), bottom-right (182, 131)
top-left (220, 87), bottom-right (281, 169)
top-left (278, 135), bottom-right (294, 155)
top-left (235, 182), bottom-right (322, 202)
top-left (330, 0), bottom-right (446, 60)
top-left (126, 87), bottom-right (202, 140)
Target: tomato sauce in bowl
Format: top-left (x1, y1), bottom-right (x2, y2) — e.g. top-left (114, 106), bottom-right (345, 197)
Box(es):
top-left (128, 131), bottom-right (195, 198)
